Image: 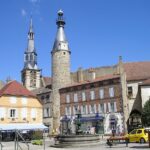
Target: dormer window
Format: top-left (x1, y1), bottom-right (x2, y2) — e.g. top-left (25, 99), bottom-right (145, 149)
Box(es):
top-left (128, 86), bottom-right (133, 97)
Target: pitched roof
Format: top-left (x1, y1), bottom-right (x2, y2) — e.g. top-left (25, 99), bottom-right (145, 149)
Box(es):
top-left (61, 74), bottom-right (120, 89)
top-left (140, 78), bottom-right (150, 86)
top-left (42, 77), bottom-right (52, 87)
top-left (0, 80), bottom-right (36, 98)
top-left (32, 87), bottom-right (51, 95)
top-left (123, 62), bottom-right (150, 81)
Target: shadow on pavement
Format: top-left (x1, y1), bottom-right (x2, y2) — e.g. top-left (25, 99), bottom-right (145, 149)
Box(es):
top-left (130, 145), bottom-right (149, 149)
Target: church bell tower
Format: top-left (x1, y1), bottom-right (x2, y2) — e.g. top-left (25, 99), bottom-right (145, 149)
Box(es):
top-left (51, 10), bottom-right (71, 131)
top-left (21, 18), bottom-right (41, 90)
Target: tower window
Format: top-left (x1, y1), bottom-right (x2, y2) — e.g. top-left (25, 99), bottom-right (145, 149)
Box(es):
top-left (63, 52), bottom-right (66, 55)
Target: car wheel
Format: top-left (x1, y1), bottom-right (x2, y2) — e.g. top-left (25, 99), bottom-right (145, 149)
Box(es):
top-left (140, 138), bottom-right (145, 144)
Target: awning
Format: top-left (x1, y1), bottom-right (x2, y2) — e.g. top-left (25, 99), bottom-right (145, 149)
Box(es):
top-left (110, 118), bottom-right (116, 123)
top-left (80, 116), bottom-right (104, 122)
top-left (0, 123), bottom-right (48, 131)
top-left (61, 113), bottom-right (104, 122)
top-left (60, 115), bottom-right (70, 122)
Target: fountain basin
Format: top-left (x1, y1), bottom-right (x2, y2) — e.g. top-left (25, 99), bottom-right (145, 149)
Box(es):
top-left (51, 134), bottom-right (100, 147)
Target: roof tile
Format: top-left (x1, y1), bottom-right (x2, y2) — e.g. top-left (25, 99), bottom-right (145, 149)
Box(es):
top-left (0, 80), bottom-right (36, 98)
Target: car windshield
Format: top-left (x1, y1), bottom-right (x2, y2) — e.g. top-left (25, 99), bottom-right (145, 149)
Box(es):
top-left (137, 130), bottom-right (142, 134)
top-left (130, 130), bottom-right (137, 134)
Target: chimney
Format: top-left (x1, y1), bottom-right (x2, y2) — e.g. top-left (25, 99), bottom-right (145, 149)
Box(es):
top-left (88, 68), bottom-right (96, 81)
top-left (77, 67), bottom-right (83, 82)
top-left (117, 56), bottom-right (124, 74)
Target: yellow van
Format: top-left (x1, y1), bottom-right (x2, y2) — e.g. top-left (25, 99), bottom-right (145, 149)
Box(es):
top-left (126, 128), bottom-right (148, 143)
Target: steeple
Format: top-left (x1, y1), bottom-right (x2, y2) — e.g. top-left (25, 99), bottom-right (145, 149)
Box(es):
top-left (24, 17), bottom-right (38, 69)
top-left (21, 18), bottom-right (41, 91)
top-left (52, 10), bottom-right (70, 53)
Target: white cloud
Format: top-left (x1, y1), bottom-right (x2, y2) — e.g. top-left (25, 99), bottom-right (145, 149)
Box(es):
top-left (21, 9), bottom-right (27, 17)
top-left (29, 0), bottom-right (40, 3)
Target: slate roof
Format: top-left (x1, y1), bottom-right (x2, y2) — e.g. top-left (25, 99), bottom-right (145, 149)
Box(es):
top-left (0, 80), bottom-right (36, 98)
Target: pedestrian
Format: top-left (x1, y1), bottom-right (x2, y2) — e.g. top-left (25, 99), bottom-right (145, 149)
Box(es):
top-left (125, 137), bottom-right (129, 147)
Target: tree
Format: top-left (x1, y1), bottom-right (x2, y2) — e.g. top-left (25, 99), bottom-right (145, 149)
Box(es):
top-left (142, 99), bottom-right (150, 127)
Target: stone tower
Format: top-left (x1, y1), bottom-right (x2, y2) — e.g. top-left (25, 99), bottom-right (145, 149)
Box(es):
top-left (51, 10), bottom-right (71, 132)
top-left (21, 18), bottom-right (41, 91)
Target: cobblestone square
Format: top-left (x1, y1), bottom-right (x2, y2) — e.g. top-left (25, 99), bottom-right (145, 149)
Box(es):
top-left (0, 138), bottom-right (149, 150)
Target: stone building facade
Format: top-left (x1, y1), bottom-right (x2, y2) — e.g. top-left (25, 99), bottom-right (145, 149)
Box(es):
top-left (22, 10), bottom-right (150, 134)
top-left (32, 85), bottom-right (52, 132)
top-left (59, 75), bottom-right (125, 134)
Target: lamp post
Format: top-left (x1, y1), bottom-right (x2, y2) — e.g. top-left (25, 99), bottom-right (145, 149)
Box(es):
top-left (75, 110), bottom-right (82, 135)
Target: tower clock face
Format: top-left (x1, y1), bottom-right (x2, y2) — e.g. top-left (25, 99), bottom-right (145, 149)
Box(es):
top-left (60, 43), bottom-right (68, 50)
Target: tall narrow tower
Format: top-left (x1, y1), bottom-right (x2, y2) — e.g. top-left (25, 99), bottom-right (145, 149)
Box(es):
top-left (21, 18), bottom-right (41, 91)
top-left (51, 10), bottom-right (71, 131)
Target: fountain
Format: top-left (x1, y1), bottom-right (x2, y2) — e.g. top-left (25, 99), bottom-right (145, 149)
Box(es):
top-left (52, 110), bottom-right (101, 147)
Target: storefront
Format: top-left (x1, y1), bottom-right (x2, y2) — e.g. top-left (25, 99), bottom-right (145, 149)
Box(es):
top-left (60, 114), bottom-right (104, 135)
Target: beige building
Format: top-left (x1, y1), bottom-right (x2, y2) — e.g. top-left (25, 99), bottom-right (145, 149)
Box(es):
top-left (0, 80), bottom-right (47, 132)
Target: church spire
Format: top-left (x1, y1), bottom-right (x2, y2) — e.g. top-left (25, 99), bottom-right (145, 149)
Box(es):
top-left (52, 10), bottom-right (70, 53)
top-left (27, 17), bottom-right (35, 53)
top-left (24, 17), bottom-right (38, 70)
top-left (21, 17), bottom-right (41, 91)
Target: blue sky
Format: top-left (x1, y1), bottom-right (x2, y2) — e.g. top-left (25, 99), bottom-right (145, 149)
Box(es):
top-left (0, 0), bottom-right (150, 82)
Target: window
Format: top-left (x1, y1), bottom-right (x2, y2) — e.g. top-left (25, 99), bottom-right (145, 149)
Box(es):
top-left (45, 95), bottom-right (50, 103)
top-left (130, 130), bottom-right (137, 134)
top-left (128, 86), bottom-right (133, 97)
top-left (46, 95), bottom-right (50, 100)
top-left (73, 105), bottom-right (78, 114)
top-left (41, 96), bottom-right (45, 100)
top-left (99, 104), bottom-right (104, 113)
top-left (99, 89), bottom-right (104, 99)
top-left (81, 105), bottom-right (86, 114)
top-left (109, 87), bottom-right (114, 97)
top-left (31, 108), bottom-right (37, 118)
top-left (110, 103), bottom-right (115, 112)
top-left (90, 104), bottom-right (96, 114)
top-left (65, 106), bottom-right (71, 115)
top-left (10, 97), bottom-right (17, 104)
top-left (21, 108), bottom-right (27, 118)
top-left (137, 130), bottom-right (142, 134)
top-left (47, 108), bottom-right (50, 117)
top-left (44, 108), bottom-right (50, 117)
top-left (82, 92), bottom-right (86, 101)
top-left (22, 97), bottom-right (27, 105)
top-left (0, 108), bottom-right (5, 118)
top-left (90, 91), bottom-right (95, 100)
top-left (10, 109), bottom-right (17, 118)
top-left (66, 94), bottom-right (70, 103)
top-left (74, 93), bottom-right (78, 102)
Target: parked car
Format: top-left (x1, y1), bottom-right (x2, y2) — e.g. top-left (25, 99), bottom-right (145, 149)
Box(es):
top-left (125, 128), bottom-right (148, 143)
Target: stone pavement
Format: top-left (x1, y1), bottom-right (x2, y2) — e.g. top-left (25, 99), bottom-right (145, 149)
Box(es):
top-left (0, 138), bottom-right (149, 150)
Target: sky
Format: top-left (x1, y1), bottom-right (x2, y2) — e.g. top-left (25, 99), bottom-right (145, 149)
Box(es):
top-left (0, 0), bottom-right (150, 82)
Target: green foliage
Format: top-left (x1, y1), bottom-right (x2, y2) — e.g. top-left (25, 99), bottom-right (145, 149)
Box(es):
top-left (142, 99), bottom-right (150, 126)
top-left (32, 140), bottom-right (43, 145)
top-left (32, 131), bottom-right (43, 140)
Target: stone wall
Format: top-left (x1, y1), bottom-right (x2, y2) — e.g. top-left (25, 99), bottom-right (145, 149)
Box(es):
top-left (51, 50), bottom-right (71, 132)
